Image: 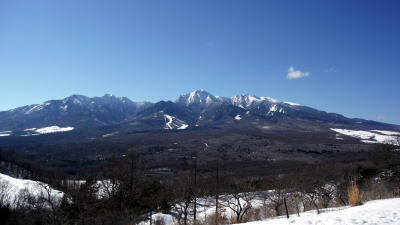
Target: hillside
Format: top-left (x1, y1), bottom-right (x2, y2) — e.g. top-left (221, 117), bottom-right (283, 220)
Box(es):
top-left (241, 198), bottom-right (400, 225)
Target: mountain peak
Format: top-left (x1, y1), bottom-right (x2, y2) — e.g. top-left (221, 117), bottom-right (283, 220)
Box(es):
top-left (103, 93), bottom-right (115, 98)
top-left (61, 95), bottom-right (93, 106)
top-left (176, 90), bottom-right (219, 107)
top-left (231, 94), bottom-right (300, 108)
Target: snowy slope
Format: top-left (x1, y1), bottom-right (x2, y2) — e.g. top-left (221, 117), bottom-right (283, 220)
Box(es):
top-left (0, 173), bottom-right (64, 207)
top-left (231, 94), bottom-right (300, 109)
top-left (331, 128), bottom-right (400, 144)
top-left (176, 89), bottom-right (228, 110)
top-left (240, 198), bottom-right (400, 225)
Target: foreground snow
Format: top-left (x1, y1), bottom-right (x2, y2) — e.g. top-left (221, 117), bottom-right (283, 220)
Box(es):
top-left (0, 173), bottom-right (64, 207)
top-left (241, 198), bottom-right (400, 225)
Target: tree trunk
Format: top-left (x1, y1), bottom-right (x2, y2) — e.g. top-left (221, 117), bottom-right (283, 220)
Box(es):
top-left (284, 197), bottom-right (289, 219)
top-left (312, 201), bottom-right (320, 214)
top-left (150, 211), bottom-right (153, 225)
top-left (193, 161), bottom-right (197, 225)
top-left (184, 206), bottom-right (188, 225)
top-left (275, 205), bottom-right (280, 216)
top-left (215, 162), bottom-right (219, 225)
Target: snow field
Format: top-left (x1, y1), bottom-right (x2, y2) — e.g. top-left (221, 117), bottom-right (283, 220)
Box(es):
top-left (240, 198), bottom-right (400, 225)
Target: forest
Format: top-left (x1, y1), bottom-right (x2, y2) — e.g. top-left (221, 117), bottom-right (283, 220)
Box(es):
top-left (0, 142), bottom-right (399, 225)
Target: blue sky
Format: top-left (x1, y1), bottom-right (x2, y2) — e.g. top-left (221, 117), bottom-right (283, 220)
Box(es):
top-left (1, 0), bottom-right (399, 124)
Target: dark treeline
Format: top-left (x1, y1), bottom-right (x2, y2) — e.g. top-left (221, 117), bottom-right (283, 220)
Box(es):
top-left (0, 143), bottom-right (399, 225)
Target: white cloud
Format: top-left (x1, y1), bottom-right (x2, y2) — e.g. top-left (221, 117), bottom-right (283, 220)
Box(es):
top-left (287, 66), bottom-right (310, 80)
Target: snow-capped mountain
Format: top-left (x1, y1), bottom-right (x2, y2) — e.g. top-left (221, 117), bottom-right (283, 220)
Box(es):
top-left (176, 89), bottom-right (229, 112)
top-left (0, 90), bottom-right (398, 137)
top-left (0, 94), bottom-right (152, 131)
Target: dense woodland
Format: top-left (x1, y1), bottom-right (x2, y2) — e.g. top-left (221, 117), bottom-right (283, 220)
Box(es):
top-left (0, 140), bottom-right (399, 225)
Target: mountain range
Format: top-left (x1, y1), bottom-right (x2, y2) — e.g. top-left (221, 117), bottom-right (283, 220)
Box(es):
top-left (0, 90), bottom-right (399, 145)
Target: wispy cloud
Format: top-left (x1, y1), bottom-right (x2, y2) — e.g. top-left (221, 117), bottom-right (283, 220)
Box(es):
top-left (324, 67), bottom-right (337, 73)
top-left (287, 66), bottom-right (310, 80)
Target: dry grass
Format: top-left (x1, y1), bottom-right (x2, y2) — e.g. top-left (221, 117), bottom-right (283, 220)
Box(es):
top-left (348, 182), bottom-right (362, 206)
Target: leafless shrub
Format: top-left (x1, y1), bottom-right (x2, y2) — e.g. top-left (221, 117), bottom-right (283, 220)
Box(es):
top-left (154, 217), bottom-right (166, 225)
top-left (203, 211), bottom-right (228, 225)
top-left (362, 179), bottom-right (393, 201)
top-left (245, 207), bottom-right (262, 222)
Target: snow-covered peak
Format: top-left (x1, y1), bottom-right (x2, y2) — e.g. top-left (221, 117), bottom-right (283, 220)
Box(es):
top-left (231, 94), bottom-right (278, 108)
top-left (231, 94), bottom-right (300, 109)
top-left (103, 93), bottom-right (114, 97)
top-left (101, 94), bottom-right (128, 102)
top-left (231, 94), bottom-right (263, 108)
top-left (284, 101), bottom-right (301, 106)
top-left (176, 90), bottom-right (221, 107)
top-left (62, 95), bottom-right (91, 105)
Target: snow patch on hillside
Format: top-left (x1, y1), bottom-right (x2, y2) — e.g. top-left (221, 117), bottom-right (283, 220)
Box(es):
top-left (103, 132), bottom-right (119, 138)
top-left (35, 126), bottom-right (74, 134)
top-left (331, 128), bottom-right (399, 145)
top-left (371, 130), bottom-right (400, 136)
top-left (284, 101), bottom-right (301, 106)
top-left (24, 102), bottom-right (51, 114)
top-left (0, 131), bottom-right (12, 137)
top-left (20, 126), bottom-right (74, 136)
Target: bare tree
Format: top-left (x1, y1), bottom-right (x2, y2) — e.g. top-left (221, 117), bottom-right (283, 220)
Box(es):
top-left (171, 172), bottom-right (195, 225)
top-left (261, 178), bottom-right (287, 217)
top-left (304, 188), bottom-right (320, 214)
top-left (0, 180), bottom-right (12, 207)
top-left (222, 179), bottom-right (255, 223)
top-left (317, 184), bottom-right (336, 208)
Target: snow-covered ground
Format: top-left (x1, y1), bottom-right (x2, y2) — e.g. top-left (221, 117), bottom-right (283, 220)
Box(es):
top-left (63, 179), bottom-right (118, 199)
top-left (21, 125), bottom-right (74, 136)
top-left (0, 131), bottom-right (12, 137)
top-left (0, 173), bottom-right (64, 207)
top-left (240, 198), bottom-right (400, 225)
top-left (35, 126), bottom-right (74, 134)
top-left (139, 193), bottom-right (270, 225)
top-left (331, 128), bottom-right (400, 145)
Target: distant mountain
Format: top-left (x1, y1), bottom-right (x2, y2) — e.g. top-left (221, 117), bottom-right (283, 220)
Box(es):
top-left (0, 94), bottom-right (152, 131)
top-left (1, 90), bottom-right (399, 180)
top-left (176, 89), bottom-right (229, 112)
top-left (0, 90), bottom-right (398, 139)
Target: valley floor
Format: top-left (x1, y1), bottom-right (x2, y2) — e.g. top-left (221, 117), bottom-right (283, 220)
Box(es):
top-left (240, 198), bottom-right (400, 225)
